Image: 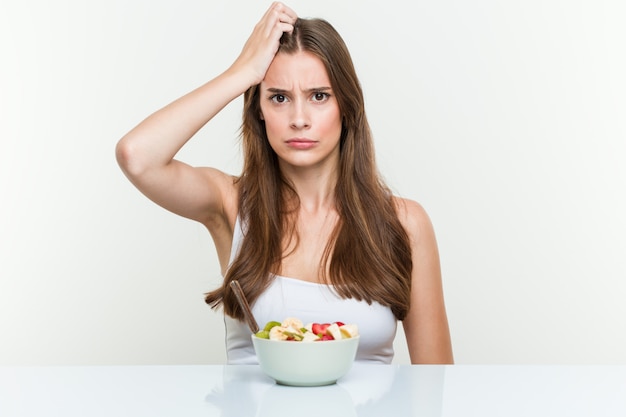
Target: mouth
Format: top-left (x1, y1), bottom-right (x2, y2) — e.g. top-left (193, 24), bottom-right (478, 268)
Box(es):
top-left (285, 138), bottom-right (318, 150)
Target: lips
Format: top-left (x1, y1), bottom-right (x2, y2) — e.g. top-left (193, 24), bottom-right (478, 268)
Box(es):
top-left (285, 138), bottom-right (317, 150)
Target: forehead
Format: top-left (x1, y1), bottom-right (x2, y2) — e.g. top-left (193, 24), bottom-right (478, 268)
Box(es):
top-left (261, 51), bottom-right (330, 89)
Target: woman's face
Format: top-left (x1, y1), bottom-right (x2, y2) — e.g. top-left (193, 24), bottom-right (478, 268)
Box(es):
top-left (259, 51), bottom-right (342, 172)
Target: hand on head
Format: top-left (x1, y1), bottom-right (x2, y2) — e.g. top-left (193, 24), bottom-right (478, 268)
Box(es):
top-left (230, 2), bottom-right (298, 86)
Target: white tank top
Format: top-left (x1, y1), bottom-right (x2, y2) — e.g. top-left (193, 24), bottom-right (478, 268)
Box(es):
top-left (224, 216), bottom-right (397, 364)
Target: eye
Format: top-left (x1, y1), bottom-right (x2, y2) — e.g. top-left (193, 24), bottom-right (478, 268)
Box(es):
top-left (312, 92), bottom-right (330, 102)
top-left (269, 94), bottom-right (288, 103)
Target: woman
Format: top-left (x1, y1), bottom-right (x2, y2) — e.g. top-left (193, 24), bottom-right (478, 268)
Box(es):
top-left (116, 2), bottom-right (453, 364)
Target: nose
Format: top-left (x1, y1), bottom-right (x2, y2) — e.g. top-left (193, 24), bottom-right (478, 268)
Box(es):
top-left (289, 99), bottom-right (310, 130)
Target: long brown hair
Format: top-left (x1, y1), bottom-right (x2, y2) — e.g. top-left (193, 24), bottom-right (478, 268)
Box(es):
top-left (205, 18), bottom-right (413, 320)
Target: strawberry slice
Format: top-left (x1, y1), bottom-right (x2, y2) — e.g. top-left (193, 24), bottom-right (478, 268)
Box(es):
top-left (311, 323), bottom-right (330, 336)
top-left (334, 321), bottom-right (345, 327)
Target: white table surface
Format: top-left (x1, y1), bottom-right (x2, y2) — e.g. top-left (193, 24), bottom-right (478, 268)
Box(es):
top-left (2, 364), bottom-right (625, 416)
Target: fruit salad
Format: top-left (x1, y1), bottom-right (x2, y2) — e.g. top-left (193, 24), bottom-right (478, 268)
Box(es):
top-left (255, 317), bottom-right (359, 342)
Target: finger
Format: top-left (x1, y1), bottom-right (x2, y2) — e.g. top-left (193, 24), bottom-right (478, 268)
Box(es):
top-left (271, 2), bottom-right (297, 24)
top-left (278, 4), bottom-right (298, 22)
top-left (278, 11), bottom-right (296, 26)
top-left (260, 10), bottom-right (296, 38)
top-left (257, 2), bottom-right (283, 30)
top-left (277, 21), bottom-right (295, 34)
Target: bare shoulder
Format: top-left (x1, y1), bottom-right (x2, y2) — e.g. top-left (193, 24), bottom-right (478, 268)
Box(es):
top-left (392, 196), bottom-right (436, 244)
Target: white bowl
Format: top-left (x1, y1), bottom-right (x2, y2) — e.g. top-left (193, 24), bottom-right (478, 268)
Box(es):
top-left (252, 335), bottom-right (359, 387)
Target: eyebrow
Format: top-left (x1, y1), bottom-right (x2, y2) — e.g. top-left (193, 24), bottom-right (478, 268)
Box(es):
top-left (265, 86), bottom-right (332, 94)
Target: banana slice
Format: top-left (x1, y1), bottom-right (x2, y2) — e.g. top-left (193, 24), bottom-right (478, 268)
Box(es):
top-left (339, 324), bottom-right (359, 339)
top-left (326, 323), bottom-right (343, 340)
top-left (281, 317), bottom-right (304, 330)
top-left (269, 326), bottom-right (289, 341)
top-left (301, 331), bottom-right (321, 342)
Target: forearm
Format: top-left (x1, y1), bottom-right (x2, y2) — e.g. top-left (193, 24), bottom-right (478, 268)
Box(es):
top-left (404, 319), bottom-right (454, 365)
top-left (116, 68), bottom-right (253, 178)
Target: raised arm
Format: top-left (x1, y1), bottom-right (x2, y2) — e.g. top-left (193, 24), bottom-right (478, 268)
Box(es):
top-left (398, 199), bottom-right (454, 364)
top-left (115, 2), bottom-right (298, 228)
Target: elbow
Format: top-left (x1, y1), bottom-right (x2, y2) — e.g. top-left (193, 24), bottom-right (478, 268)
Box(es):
top-left (115, 135), bottom-right (146, 179)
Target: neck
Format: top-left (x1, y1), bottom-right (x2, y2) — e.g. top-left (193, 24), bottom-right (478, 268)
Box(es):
top-left (282, 167), bottom-right (338, 214)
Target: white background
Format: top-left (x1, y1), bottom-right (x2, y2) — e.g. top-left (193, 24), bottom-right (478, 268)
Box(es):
top-left (1, 0), bottom-right (625, 365)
